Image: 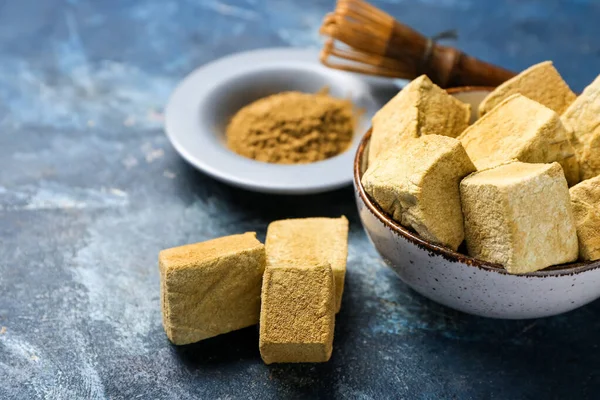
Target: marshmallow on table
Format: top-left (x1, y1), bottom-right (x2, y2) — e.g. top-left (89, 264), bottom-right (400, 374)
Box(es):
top-left (561, 74), bottom-right (600, 181)
top-left (259, 263), bottom-right (336, 364)
top-left (265, 216), bottom-right (348, 312)
top-left (362, 135), bottom-right (476, 251)
top-left (159, 232), bottom-right (265, 345)
top-left (478, 61), bottom-right (576, 116)
top-left (459, 94), bottom-right (579, 186)
top-left (460, 162), bottom-right (578, 274)
top-left (368, 74), bottom-right (470, 163)
top-left (569, 176), bottom-right (600, 261)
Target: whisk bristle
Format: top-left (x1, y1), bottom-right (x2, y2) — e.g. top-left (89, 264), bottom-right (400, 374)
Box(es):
top-left (320, 0), bottom-right (413, 78)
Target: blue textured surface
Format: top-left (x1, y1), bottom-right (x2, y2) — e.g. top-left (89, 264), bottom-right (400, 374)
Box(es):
top-left (1, 0), bottom-right (599, 398)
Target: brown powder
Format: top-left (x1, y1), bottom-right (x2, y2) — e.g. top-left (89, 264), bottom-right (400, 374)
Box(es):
top-left (226, 90), bottom-right (355, 164)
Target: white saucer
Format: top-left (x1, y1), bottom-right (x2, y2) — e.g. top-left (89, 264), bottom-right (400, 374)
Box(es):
top-left (164, 47), bottom-right (391, 194)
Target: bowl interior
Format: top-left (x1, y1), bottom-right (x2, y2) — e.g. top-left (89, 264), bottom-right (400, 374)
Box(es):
top-left (446, 87), bottom-right (493, 123)
top-left (201, 65), bottom-right (382, 147)
top-left (355, 87), bottom-right (600, 276)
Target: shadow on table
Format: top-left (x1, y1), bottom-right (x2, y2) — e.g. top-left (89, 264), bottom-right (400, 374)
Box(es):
top-left (171, 303), bottom-right (353, 398)
top-left (176, 158), bottom-right (361, 223)
top-left (393, 283), bottom-right (600, 396)
top-left (173, 326), bottom-right (260, 367)
top-left (265, 362), bottom-right (337, 398)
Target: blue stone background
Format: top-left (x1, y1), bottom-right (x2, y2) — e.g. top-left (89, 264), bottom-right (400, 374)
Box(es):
top-left (1, 0), bottom-right (599, 398)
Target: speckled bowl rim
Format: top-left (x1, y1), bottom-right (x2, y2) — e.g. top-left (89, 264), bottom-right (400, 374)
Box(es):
top-left (354, 86), bottom-right (600, 277)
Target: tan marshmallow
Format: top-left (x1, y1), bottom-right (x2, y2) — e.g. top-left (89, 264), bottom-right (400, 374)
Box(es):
top-left (159, 233), bottom-right (265, 345)
top-left (259, 263), bottom-right (336, 364)
top-left (368, 75), bottom-right (470, 163)
top-left (362, 135), bottom-right (476, 250)
top-left (561, 74), bottom-right (600, 181)
top-left (478, 61), bottom-right (576, 116)
top-left (460, 162), bottom-right (578, 274)
top-left (569, 176), bottom-right (600, 261)
top-left (459, 94), bottom-right (579, 186)
top-left (265, 217), bottom-right (348, 312)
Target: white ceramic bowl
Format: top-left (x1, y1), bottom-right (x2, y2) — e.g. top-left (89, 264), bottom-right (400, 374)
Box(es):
top-left (354, 87), bottom-right (600, 319)
top-left (165, 48), bottom-right (391, 194)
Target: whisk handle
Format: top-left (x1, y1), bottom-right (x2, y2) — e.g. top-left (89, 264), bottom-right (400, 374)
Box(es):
top-left (384, 20), bottom-right (516, 87)
top-left (425, 44), bottom-right (516, 88)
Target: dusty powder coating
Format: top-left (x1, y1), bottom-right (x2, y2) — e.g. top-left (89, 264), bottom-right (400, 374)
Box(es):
top-left (459, 94), bottom-right (580, 186)
top-left (362, 135), bottom-right (476, 251)
top-left (561, 74), bottom-right (600, 181)
top-left (478, 61), bottom-right (576, 116)
top-left (265, 217), bottom-right (348, 312)
top-left (569, 176), bottom-right (600, 261)
top-left (226, 91), bottom-right (355, 164)
top-left (259, 263), bottom-right (336, 364)
top-left (159, 233), bottom-right (266, 345)
top-left (368, 74), bottom-right (470, 163)
top-left (460, 162), bottom-right (578, 274)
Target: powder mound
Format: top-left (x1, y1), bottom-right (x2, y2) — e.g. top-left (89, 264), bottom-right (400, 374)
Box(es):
top-left (226, 91), bottom-right (355, 164)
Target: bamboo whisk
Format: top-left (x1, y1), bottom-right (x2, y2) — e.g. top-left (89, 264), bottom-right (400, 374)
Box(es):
top-left (320, 0), bottom-right (516, 88)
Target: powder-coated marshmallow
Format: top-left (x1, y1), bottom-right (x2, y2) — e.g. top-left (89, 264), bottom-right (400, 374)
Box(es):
top-left (259, 263), bottom-right (336, 364)
top-left (478, 61), bottom-right (576, 116)
top-left (460, 162), bottom-right (578, 274)
top-left (569, 176), bottom-right (600, 261)
top-left (265, 217), bottom-right (348, 312)
top-left (459, 94), bottom-right (579, 186)
top-left (362, 135), bottom-right (476, 251)
top-left (368, 74), bottom-right (470, 163)
top-left (159, 233), bottom-right (265, 345)
top-left (561, 74), bottom-right (600, 181)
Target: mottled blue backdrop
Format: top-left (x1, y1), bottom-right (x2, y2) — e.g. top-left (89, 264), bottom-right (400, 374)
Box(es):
top-left (1, 0), bottom-right (599, 399)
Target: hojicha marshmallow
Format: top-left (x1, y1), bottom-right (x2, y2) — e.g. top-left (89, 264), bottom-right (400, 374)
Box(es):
top-left (159, 232), bottom-right (265, 345)
top-left (460, 162), bottom-right (578, 274)
top-left (265, 217), bottom-right (348, 312)
top-left (259, 263), bottom-right (336, 364)
top-left (569, 176), bottom-right (600, 261)
top-left (362, 134), bottom-right (476, 251)
top-left (561, 74), bottom-right (600, 181)
top-left (459, 94), bottom-right (579, 186)
top-left (478, 61), bottom-right (576, 116)
top-left (368, 74), bottom-right (470, 163)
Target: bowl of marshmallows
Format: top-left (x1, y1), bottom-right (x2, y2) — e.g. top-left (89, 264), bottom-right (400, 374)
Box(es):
top-left (354, 61), bottom-right (600, 319)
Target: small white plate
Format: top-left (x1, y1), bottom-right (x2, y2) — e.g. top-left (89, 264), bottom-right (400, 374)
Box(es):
top-left (164, 47), bottom-right (391, 194)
